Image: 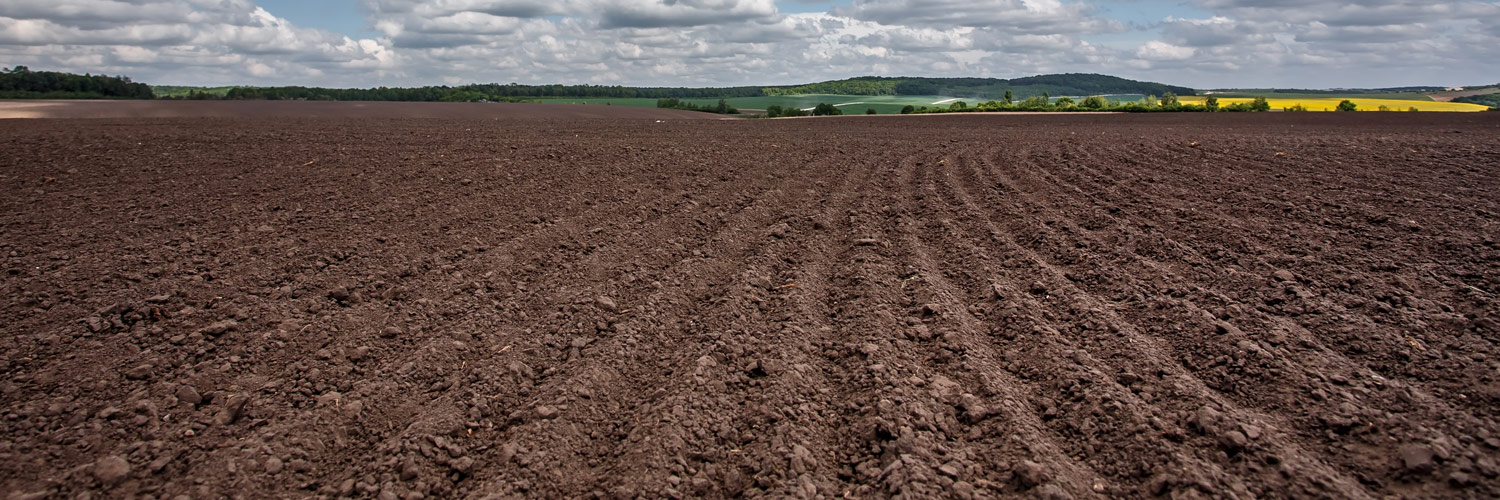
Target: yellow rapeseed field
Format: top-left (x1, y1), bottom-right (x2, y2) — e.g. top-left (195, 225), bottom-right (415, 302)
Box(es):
top-left (1179, 96), bottom-right (1489, 112)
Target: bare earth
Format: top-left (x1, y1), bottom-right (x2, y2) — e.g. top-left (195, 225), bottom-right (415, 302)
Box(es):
top-left (0, 100), bottom-right (722, 120)
top-left (2, 102), bottom-right (1499, 499)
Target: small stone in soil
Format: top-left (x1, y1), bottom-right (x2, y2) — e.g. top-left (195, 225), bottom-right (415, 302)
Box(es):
top-left (199, 320), bottom-right (239, 336)
top-left (1399, 445), bottom-right (1436, 474)
top-left (216, 394), bottom-right (250, 425)
top-left (401, 459), bottom-right (420, 481)
top-left (124, 364), bottom-right (153, 380)
top-left (1220, 430), bottom-right (1248, 451)
top-left (94, 455), bottom-right (131, 486)
top-left (1014, 460), bottom-right (1048, 489)
top-left (176, 385), bottom-right (202, 406)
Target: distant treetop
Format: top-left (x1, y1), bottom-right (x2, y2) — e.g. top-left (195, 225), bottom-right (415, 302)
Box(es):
top-left (1, 66), bottom-right (154, 99)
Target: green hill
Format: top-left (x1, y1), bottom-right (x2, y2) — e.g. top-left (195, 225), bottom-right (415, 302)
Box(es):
top-left (765, 74), bottom-right (1196, 99)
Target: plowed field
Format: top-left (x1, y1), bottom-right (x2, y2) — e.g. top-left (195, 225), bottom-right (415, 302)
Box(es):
top-left (3, 105), bottom-right (1499, 499)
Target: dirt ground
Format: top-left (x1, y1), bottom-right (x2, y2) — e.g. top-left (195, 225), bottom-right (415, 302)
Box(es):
top-left (2, 103), bottom-right (1499, 499)
top-left (0, 100), bottom-right (722, 120)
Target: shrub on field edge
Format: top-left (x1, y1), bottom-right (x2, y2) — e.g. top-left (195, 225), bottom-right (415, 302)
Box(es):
top-left (812, 103), bottom-right (842, 116)
top-left (900, 105), bottom-right (916, 114)
top-left (656, 98), bottom-right (739, 115)
top-left (763, 105), bottom-right (809, 118)
top-left (1251, 97), bottom-right (1271, 112)
top-left (1336, 100), bottom-right (1359, 112)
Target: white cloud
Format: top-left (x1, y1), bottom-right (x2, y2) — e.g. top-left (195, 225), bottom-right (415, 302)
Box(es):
top-left (1, 0), bottom-right (395, 85)
top-left (0, 0), bottom-right (1496, 89)
top-left (835, 0), bottom-right (1121, 33)
top-left (1135, 40), bottom-right (1195, 61)
top-left (1124, 0), bottom-right (1500, 87)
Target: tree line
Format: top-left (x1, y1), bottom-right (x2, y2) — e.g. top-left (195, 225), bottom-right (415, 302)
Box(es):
top-left (0, 66), bottom-right (154, 99)
top-left (1453, 93), bottom-right (1500, 109)
top-left (655, 98), bottom-right (740, 114)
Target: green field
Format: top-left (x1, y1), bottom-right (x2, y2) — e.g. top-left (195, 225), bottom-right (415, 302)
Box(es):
top-left (534, 94), bottom-right (1153, 114)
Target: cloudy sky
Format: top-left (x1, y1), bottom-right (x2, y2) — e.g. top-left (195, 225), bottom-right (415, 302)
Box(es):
top-left (2, 0), bottom-right (1497, 89)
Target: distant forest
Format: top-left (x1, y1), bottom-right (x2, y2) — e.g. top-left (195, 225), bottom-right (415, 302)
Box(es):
top-left (1, 66), bottom-right (155, 99)
top-left (1453, 93), bottom-right (1500, 109)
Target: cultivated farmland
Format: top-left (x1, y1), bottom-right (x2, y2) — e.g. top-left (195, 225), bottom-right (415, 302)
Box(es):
top-left (2, 103), bottom-right (1499, 499)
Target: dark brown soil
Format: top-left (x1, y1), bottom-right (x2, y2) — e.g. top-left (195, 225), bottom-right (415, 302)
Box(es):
top-left (0, 100), bottom-right (721, 120)
top-left (2, 104), bottom-right (1499, 499)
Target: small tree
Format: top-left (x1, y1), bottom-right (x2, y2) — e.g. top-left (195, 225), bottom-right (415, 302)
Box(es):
top-left (812, 103), bottom-right (842, 116)
top-left (949, 101), bottom-right (967, 110)
top-left (1408, 107), bottom-right (1419, 112)
top-left (1250, 97), bottom-right (1271, 112)
top-left (1159, 92), bottom-right (1179, 107)
top-left (713, 99), bottom-right (740, 114)
top-left (1019, 95), bottom-right (1050, 110)
top-left (1204, 96), bottom-right (1220, 112)
top-left (1054, 97), bottom-right (1075, 108)
top-left (1081, 96), bottom-right (1108, 109)
top-left (900, 104), bottom-right (915, 114)
top-left (765, 105), bottom-right (783, 118)
top-left (1003, 90), bottom-right (1013, 104)
top-left (866, 108), bottom-right (877, 115)
top-left (1335, 100), bottom-right (1358, 112)
top-left (1377, 105), bottom-right (1391, 112)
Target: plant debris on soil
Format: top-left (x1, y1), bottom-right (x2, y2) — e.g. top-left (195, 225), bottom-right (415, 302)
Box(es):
top-left (1, 103), bottom-right (1499, 499)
